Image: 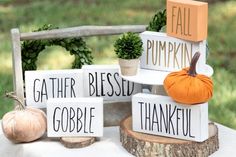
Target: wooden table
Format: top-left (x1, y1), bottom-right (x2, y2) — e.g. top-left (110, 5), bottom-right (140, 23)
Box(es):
top-left (0, 121), bottom-right (236, 157)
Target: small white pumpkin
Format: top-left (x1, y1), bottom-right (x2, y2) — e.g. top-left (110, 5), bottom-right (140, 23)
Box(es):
top-left (1, 92), bottom-right (47, 143)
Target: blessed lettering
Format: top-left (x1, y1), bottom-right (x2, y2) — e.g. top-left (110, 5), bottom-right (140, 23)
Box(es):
top-left (88, 72), bottom-right (135, 97)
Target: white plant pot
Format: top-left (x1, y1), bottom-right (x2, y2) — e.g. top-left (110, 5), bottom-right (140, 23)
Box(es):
top-left (119, 58), bottom-right (139, 76)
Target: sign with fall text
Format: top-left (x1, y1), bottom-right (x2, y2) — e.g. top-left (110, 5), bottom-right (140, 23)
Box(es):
top-left (167, 0), bottom-right (208, 42)
top-left (140, 31), bottom-right (206, 72)
top-left (132, 93), bottom-right (208, 142)
top-left (82, 65), bottom-right (142, 101)
top-left (25, 70), bottom-right (84, 108)
top-left (47, 98), bottom-right (103, 137)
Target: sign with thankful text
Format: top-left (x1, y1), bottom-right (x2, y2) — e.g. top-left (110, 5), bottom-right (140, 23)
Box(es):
top-left (82, 65), bottom-right (142, 101)
top-left (47, 98), bottom-right (103, 137)
top-left (167, 0), bottom-right (208, 42)
top-left (25, 70), bottom-right (83, 108)
top-left (140, 31), bottom-right (206, 72)
top-left (132, 93), bottom-right (208, 142)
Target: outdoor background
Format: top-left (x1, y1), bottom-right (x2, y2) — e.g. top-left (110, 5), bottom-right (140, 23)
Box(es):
top-left (0, 0), bottom-right (236, 129)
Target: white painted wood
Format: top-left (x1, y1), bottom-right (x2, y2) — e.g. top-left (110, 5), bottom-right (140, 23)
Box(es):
top-left (20, 25), bottom-right (146, 40)
top-left (25, 70), bottom-right (84, 108)
top-left (47, 97), bottom-right (103, 137)
top-left (140, 31), bottom-right (207, 72)
top-left (121, 65), bottom-right (214, 85)
top-left (82, 65), bottom-right (142, 102)
top-left (132, 93), bottom-right (208, 142)
top-left (11, 28), bottom-right (25, 106)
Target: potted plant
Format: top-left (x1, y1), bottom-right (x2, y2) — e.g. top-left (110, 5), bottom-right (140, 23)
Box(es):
top-left (114, 32), bottom-right (143, 76)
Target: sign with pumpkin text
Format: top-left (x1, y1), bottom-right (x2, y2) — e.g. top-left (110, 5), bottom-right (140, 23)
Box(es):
top-left (82, 65), bottom-right (142, 101)
top-left (140, 32), bottom-right (206, 72)
top-left (47, 98), bottom-right (103, 137)
top-left (167, 0), bottom-right (208, 42)
top-left (25, 70), bottom-right (83, 108)
top-left (132, 93), bottom-right (208, 142)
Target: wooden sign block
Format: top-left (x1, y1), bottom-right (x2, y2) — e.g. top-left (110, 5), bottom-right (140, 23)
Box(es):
top-left (82, 65), bottom-right (142, 102)
top-left (25, 70), bottom-right (83, 108)
top-left (132, 93), bottom-right (208, 142)
top-left (167, 0), bottom-right (208, 42)
top-left (140, 31), bottom-right (206, 72)
top-left (47, 97), bottom-right (103, 137)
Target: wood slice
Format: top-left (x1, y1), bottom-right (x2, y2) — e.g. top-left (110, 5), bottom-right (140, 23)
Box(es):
top-left (60, 137), bottom-right (96, 148)
top-left (120, 116), bottom-right (219, 157)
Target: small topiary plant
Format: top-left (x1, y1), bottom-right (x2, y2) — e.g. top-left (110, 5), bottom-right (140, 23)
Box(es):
top-left (146, 9), bottom-right (166, 32)
top-left (114, 32), bottom-right (143, 60)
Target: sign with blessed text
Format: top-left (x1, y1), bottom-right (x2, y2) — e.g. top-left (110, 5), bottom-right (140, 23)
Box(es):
top-left (132, 93), bottom-right (208, 142)
top-left (140, 31), bottom-right (206, 72)
top-left (25, 70), bottom-right (83, 108)
top-left (82, 65), bottom-right (142, 101)
top-left (47, 98), bottom-right (103, 137)
top-left (167, 0), bottom-right (208, 41)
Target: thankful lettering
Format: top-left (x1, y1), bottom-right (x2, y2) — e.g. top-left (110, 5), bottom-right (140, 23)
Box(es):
top-left (139, 101), bottom-right (195, 138)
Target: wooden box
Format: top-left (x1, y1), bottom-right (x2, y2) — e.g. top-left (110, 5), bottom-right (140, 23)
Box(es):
top-left (140, 31), bottom-right (206, 72)
top-left (132, 93), bottom-right (208, 142)
top-left (167, 0), bottom-right (208, 42)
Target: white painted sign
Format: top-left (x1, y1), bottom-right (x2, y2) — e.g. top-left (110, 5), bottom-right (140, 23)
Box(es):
top-left (82, 65), bottom-right (142, 101)
top-left (47, 98), bottom-right (103, 137)
top-left (132, 93), bottom-right (208, 142)
top-left (140, 31), bottom-right (206, 72)
top-left (25, 70), bottom-right (84, 108)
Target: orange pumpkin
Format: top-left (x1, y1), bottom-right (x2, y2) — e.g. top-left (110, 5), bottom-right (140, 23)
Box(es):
top-left (164, 52), bottom-right (213, 104)
top-left (1, 92), bottom-right (47, 143)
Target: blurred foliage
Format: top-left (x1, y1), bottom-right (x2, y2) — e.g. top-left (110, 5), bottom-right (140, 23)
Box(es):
top-left (0, 0), bottom-right (236, 129)
top-left (22, 24), bottom-right (93, 75)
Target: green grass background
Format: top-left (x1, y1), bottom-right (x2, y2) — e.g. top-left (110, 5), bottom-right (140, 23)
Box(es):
top-left (0, 0), bottom-right (236, 129)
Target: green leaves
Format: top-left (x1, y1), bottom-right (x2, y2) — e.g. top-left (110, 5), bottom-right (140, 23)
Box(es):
top-left (21, 24), bottom-right (93, 76)
top-left (146, 9), bottom-right (166, 32)
top-left (114, 32), bottom-right (143, 60)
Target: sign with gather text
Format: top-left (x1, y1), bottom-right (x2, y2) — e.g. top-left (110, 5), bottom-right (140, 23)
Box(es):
top-left (25, 70), bottom-right (83, 108)
top-left (132, 93), bottom-right (208, 142)
top-left (82, 65), bottom-right (142, 101)
top-left (140, 31), bottom-right (206, 72)
top-left (167, 0), bottom-right (208, 42)
top-left (47, 98), bottom-right (103, 137)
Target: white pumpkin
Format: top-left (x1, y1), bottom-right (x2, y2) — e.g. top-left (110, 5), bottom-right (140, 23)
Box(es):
top-left (1, 92), bottom-right (47, 143)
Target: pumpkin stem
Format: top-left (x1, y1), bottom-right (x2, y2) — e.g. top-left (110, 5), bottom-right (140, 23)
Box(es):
top-left (188, 52), bottom-right (200, 77)
top-left (5, 92), bottom-right (25, 110)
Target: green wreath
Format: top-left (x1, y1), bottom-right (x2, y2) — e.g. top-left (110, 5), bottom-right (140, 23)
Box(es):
top-left (22, 24), bottom-right (93, 74)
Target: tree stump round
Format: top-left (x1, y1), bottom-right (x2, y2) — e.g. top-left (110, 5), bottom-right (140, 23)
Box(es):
top-left (60, 137), bottom-right (96, 148)
top-left (120, 116), bottom-right (219, 157)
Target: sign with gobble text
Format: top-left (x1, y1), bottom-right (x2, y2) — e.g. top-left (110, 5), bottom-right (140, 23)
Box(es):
top-left (82, 65), bottom-right (142, 101)
top-left (132, 93), bottom-right (208, 142)
top-left (140, 31), bottom-right (206, 72)
top-left (167, 0), bottom-right (208, 42)
top-left (47, 98), bottom-right (103, 137)
top-left (25, 70), bottom-right (83, 108)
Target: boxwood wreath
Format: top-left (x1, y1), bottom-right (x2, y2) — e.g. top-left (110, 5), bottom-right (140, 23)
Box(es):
top-left (21, 24), bottom-right (93, 75)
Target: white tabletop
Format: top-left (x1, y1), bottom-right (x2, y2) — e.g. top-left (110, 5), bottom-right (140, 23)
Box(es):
top-left (121, 65), bottom-right (214, 85)
top-left (0, 122), bottom-right (236, 157)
